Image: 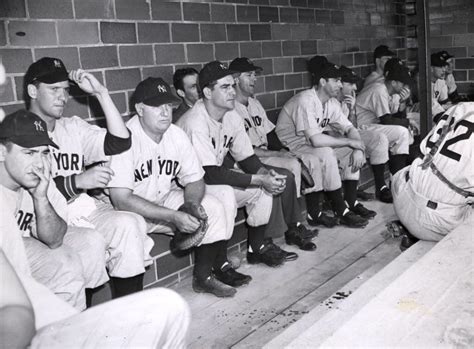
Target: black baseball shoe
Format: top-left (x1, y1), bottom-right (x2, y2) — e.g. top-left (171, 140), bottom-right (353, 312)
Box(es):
top-left (339, 211), bottom-right (368, 228)
top-left (285, 229), bottom-right (317, 251)
top-left (400, 232), bottom-right (419, 251)
top-left (247, 244), bottom-right (285, 267)
top-left (308, 212), bottom-right (339, 228)
top-left (265, 238), bottom-right (299, 261)
top-left (376, 186), bottom-right (393, 203)
top-left (351, 203), bottom-right (377, 219)
top-left (192, 276), bottom-right (237, 298)
top-left (214, 264), bottom-right (252, 287)
top-left (297, 224), bottom-right (319, 239)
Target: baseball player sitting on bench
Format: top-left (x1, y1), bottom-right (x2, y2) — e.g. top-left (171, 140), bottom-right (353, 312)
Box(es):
top-left (24, 57), bottom-right (153, 300)
top-left (106, 77), bottom-right (246, 298)
top-left (229, 57), bottom-right (317, 251)
top-left (276, 61), bottom-right (371, 229)
top-left (172, 67), bottom-right (200, 123)
top-left (355, 58), bottom-right (414, 189)
top-left (430, 52), bottom-right (452, 122)
top-left (177, 61), bottom-right (299, 268)
top-left (0, 109), bottom-right (106, 310)
top-left (391, 102), bottom-right (473, 249)
top-left (439, 50), bottom-right (465, 104)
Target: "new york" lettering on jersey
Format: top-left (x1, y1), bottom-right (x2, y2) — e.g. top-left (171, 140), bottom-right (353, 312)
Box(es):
top-left (134, 158), bottom-right (180, 182)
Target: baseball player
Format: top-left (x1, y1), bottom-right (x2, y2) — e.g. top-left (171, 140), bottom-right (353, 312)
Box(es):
top-left (177, 61), bottom-right (299, 267)
top-left (431, 52), bottom-right (452, 121)
top-left (25, 57), bottom-right (153, 298)
top-left (391, 102), bottom-right (473, 248)
top-left (105, 77), bottom-right (248, 297)
top-left (0, 109), bottom-right (107, 310)
top-left (276, 61), bottom-right (371, 228)
top-left (229, 57), bottom-right (317, 251)
top-left (355, 58), bottom-right (413, 194)
top-left (173, 67), bottom-right (200, 123)
top-left (439, 50), bottom-right (465, 104)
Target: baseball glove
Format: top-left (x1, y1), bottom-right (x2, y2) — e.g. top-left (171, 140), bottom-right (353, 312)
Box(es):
top-left (171, 202), bottom-right (209, 251)
top-left (298, 158), bottom-right (315, 190)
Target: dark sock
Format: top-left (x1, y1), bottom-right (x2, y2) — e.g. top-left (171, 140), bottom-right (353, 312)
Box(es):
top-left (85, 288), bottom-right (93, 308)
top-left (389, 154), bottom-right (408, 175)
top-left (248, 225), bottom-right (266, 253)
top-left (111, 274), bottom-right (144, 299)
top-left (305, 191), bottom-right (323, 219)
top-left (343, 180), bottom-right (358, 208)
top-left (194, 242), bottom-right (219, 281)
top-left (371, 163), bottom-right (387, 192)
top-left (325, 188), bottom-right (347, 216)
top-left (213, 240), bottom-right (229, 270)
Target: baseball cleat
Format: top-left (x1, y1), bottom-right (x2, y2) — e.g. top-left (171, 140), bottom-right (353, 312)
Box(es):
top-left (400, 232), bottom-right (419, 251)
top-left (192, 276), bottom-right (237, 298)
top-left (247, 243), bottom-right (285, 267)
top-left (376, 186), bottom-right (393, 203)
top-left (214, 265), bottom-right (252, 287)
top-left (308, 212), bottom-right (339, 228)
top-left (351, 203), bottom-right (377, 219)
top-left (285, 230), bottom-right (317, 251)
top-left (339, 211), bottom-right (368, 228)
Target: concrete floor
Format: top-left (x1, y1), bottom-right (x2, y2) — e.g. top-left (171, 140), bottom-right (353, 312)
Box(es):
top-left (171, 198), bottom-right (402, 348)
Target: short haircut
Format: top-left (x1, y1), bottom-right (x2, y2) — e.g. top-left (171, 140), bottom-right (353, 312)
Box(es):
top-left (173, 68), bottom-right (199, 92)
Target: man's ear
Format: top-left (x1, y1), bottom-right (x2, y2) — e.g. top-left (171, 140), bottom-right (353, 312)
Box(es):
top-left (135, 103), bottom-right (144, 116)
top-left (27, 84), bottom-right (38, 100)
top-left (176, 89), bottom-right (185, 99)
top-left (319, 77), bottom-right (326, 87)
top-left (202, 86), bottom-right (212, 100)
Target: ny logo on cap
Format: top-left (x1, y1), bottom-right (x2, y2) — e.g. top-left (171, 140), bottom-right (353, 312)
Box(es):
top-left (34, 121), bottom-right (44, 132)
top-left (219, 64), bottom-right (227, 70)
top-left (157, 84), bottom-right (167, 93)
top-left (53, 60), bottom-right (62, 68)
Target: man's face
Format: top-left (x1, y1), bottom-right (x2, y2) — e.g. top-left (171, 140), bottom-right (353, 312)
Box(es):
top-left (446, 59), bottom-right (454, 74)
top-left (432, 65), bottom-right (447, 80)
top-left (138, 103), bottom-right (173, 135)
top-left (30, 81), bottom-right (70, 120)
top-left (391, 80), bottom-right (406, 94)
top-left (207, 75), bottom-right (236, 111)
top-left (323, 77), bottom-right (343, 98)
top-left (237, 71), bottom-right (257, 97)
top-left (341, 82), bottom-right (357, 96)
top-left (181, 74), bottom-right (199, 106)
top-left (377, 56), bottom-right (393, 71)
top-left (2, 143), bottom-right (50, 189)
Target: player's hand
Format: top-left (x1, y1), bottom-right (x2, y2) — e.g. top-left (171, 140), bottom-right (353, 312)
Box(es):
top-left (261, 170), bottom-right (286, 195)
top-left (399, 86), bottom-right (411, 102)
top-left (75, 165), bottom-right (114, 190)
top-left (172, 211), bottom-right (201, 234)
top-left (343, 93), bottom-right (356, 110)
top-left (28, 155), bottom-right (51, 199)
top-left (69, 69), bottom-right (107, 96)
top-left (349, 149), bottom-right (365, 173)
top-left (347, 139), bottom-right (365, 151)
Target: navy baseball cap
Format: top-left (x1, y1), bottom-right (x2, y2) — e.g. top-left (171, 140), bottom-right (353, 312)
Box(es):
top-left (199, 61), bottom-right (239, 91)
top-left (320, 63), bottom-right (341, 80)
top-left (439, 50), bottom-right (454, 61)
top-left (374, 45), bottom-right (396, 60)
top-left (431, 52), bottom-right (449, 67)
top-left (384, 59), bottom-right (412, 85)
top-left (25, 57), bottom-right (69, 85)
top-left (133, 77), bottom-right (181, 107)
top-left (0, 109), bottom-right (58, 149)
top-left (307, 55), bottom-right (329, 75)
top-left (339, 65), bottom-right (361, 84)
top-left (229, 57), bottom-right (262, 73)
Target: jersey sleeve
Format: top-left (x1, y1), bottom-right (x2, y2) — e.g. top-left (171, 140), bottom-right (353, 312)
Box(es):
top-left (47, 180), bottom-right (68, 223)
top-left (72, 116), bottom-right (108, 165)
top-left (328, 100), bottom-right (353, 134)
top-left (371, 89), bottom-right (392, 118)
top-left (107, 147), bottom-right (136, 190)
top-left (175, 129), bottom-right (205, 186)
top-left (229, 117), bottom-right (256, 162)
top-left (292, 98), bottom-right (322, 137)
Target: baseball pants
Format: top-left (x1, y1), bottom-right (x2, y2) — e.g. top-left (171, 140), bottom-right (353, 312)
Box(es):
top-left (359, 124), bottom-right (411, 155)
top-left (359, 129), bottom-right (389, 165)
top-left (147, 185), bottom-right (237, 244)
top-left (233, 186), bottom-right (273, 227)
top-left (260, 156), bottom-right (302, 197)
top-left (392, 168), bottom-right (473, 241)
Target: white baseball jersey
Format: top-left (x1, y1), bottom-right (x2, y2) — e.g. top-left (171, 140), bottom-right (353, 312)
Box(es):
top-left (276, 88), bottom-right (353, 151)
top-left (49, 116), bottom-right (107, 177)
top-left (176, 99), bottom-right (255, 166)
top-left (432, 79), bottom-right (448, 103)
top-left (107, 115), bottom-right (204, 204)
top-left (355, 82), bottom-right (391, 126)
top-left (445, 73), bottom-right (457, 94)
top-left (234, 98), bottom-right (275, 149)
top-left (363, 71), bottom-right (383, 88)
top-left (408, 102), bottom-right (474, 206)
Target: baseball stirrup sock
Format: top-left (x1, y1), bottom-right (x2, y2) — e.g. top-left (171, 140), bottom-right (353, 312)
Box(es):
top-left (371, 163), bottom-right (387, 192)
top-left (305, 191), bottom-right (323, 219)
top-left (388, 154), bottom-right (408, 175)
top-left (325, 188), bottom-right (346, 216)
top-left (213, 240), bottom-right (229, 270)
top-left (248, 225), bottom-right (265, 253)
top-left (343, 180), bottom-right (358, 208)
top-left (111, 274), bottom-right (144, 299)
top-left (194, 242), bottom-right (219, 281)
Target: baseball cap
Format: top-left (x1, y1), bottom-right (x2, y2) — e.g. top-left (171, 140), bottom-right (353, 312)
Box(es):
top-left (229, 57), bottom-right (262, 73)
top-left (25, 57), bottom-right (69, 85)
top-left (384, 59), bottom-right (412, 85)
top-left (199, 61), bottom-right (239, 91)
top-left (133, 77), bottom-right (181, 107)
top-left (439, 50), bottom-right (454, 61)
top-left (373, 45), bottom-right (396, 60)
top-left (431, 52), bottom-right (449, 67)
top-left (307, 55), bottom-right (329, 75)
top-left (339, 65), bottom-right (361, 84)
top-left (0, 109), bottom-right (58, 149)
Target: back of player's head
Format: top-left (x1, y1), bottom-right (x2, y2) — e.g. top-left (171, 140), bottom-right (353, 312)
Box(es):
top-left (307, 55), bottom-right (328, 85)
top-left (311, 62), bottom-right (341, 87)
top-left (431, 52), bottom-right (449, 67)
top-left (373, 45), bottom-right (396, 64)
top-left (229, 57), bottom-right (262, 73)
top-left (173, 68), bottom-right (199, 93)
top-left (198, 61), bottom-right (238, 91)
top-left (133, 77), bottom-right (181, 108)
top-left (384, 58), bottom-right (412, 85)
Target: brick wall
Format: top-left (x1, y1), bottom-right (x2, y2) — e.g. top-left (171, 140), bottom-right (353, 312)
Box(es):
top-left (0, 0), bottom-right (406, 292)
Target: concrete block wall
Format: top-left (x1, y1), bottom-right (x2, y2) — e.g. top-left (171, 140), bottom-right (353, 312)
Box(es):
top-left (0, 0), bottom-right (406, 292)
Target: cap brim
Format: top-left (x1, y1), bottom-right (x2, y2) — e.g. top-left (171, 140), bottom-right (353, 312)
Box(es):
top-left (143, 94), bottom-right (182, 108)
top-left (342, 76), bottom-right (360, 84)
top-left (199, 70), bottom-right (240, 90)
top-left (35, 71), bottom-right (69, 84)
top-left (11, 135), bottom-right (59, 149)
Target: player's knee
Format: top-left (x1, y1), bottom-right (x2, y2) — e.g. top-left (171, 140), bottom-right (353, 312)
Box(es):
top-left (80, 229), bottom-right (107, 256)
top-left (50, 246), bottom-right (86, 284)
top-left (216, 185), bottom-right (237, 215)
top-left (112, 211), bottom-right (148, 237)
top-left (393, 125), bottom-right (410, 145)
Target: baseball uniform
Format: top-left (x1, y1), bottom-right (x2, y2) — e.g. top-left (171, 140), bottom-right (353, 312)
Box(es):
top-left (355, 82), bottom-right (411, 155)
top-left (106, 115), bottom-right (236, 244)
top-left (445, 73), bottom-right (457, 95)
top-left (363, 71), bottom-right (401, 113)
top-left (392, 102), bottom-right (474, 241)
top-left (276, 88), bottom-right (359, 192)
top-left (177, 99), bottom-right (273, 227)
top-left (431, 79), bottom-right (449, 117)
top-left (234, 98), bottom-right (302, 196)
top-left (49, 116), bottom-right (153, 278)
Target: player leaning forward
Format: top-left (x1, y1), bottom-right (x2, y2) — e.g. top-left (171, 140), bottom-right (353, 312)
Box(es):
top-left (106, 77), bottom-right (246, 298)
top-left (25, 57), bottom-right (152, 300)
